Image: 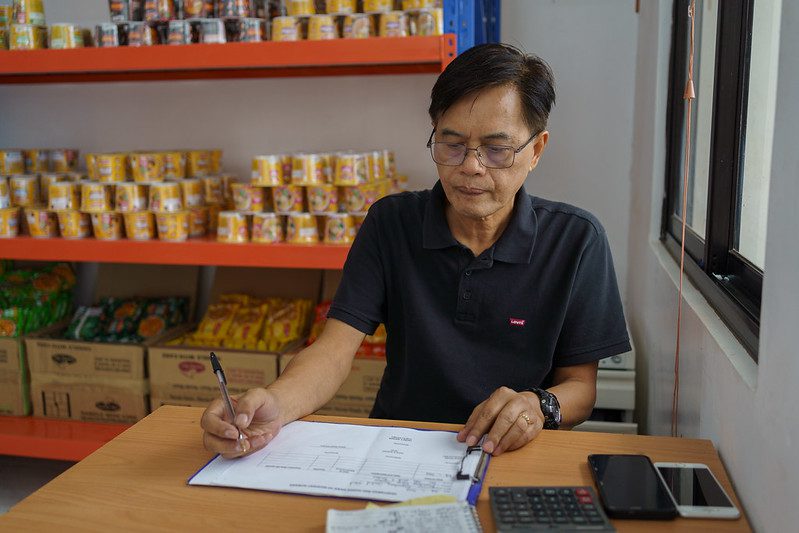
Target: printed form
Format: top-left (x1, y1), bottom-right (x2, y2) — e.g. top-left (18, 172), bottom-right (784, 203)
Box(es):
top-left (189, 421), bottom-right (481, 502)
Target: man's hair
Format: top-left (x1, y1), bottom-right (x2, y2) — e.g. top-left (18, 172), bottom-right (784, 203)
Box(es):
top-left (429, 43), bottom-right (556, 135)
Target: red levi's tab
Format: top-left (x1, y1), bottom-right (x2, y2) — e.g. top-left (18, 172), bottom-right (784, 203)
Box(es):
top-left (509, 318), bottom-right (526, 327)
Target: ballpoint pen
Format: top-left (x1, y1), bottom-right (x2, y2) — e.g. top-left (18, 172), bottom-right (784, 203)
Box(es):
top-left (210, 352), bottom-right (247, 450)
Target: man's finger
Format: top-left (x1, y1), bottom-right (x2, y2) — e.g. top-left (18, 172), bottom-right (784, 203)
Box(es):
top-left (231, 388), bottom-right (269, 429)
top-left (483, 402), bottom-right (524, 454)
top-left (464, 388), bottom-right (514, 446)
top-left (494, 412), bottom-right (534, 455)
top-left (200, 399), bottom-right (239, 439)
top-left (458, 400), bottom-right (486, 442)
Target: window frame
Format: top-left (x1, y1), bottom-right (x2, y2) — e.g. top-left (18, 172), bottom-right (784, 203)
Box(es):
top-left (661, 0), bottom-right (761, 360)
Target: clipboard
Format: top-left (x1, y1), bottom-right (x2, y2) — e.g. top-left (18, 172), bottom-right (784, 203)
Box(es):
top-left (456, 445), bottom-right (491, 505)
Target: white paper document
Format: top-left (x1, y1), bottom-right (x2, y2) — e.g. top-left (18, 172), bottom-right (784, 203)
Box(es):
top-left (189, 421), bottom-right (484, 502)
top-left (326, 502), bottom-right (482, 533)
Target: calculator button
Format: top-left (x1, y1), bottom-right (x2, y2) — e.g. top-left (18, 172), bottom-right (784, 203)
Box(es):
top-left (526, 488), bottom-right (542, 497)
top-left (532, 503), bottom-right (545, 511)
top-left (519, 516), bottom-right (534, 523)
top-left (516, 510), bottom-right (532, 518)
top-left (536, 516), bottom-right (552, 524)
top-left (497, 503), bottom-right (511, 511)
top-left (558, 488), bottom-right (573, 496)
top-left (499, 515), bottom-right (516, 524)
top-left (533, 511), bottom-right (548, 518)
top-left (543, 488), bottom-right (557, 496)
top-left (512, 492), bottom-right (527, 502)
top-left (575, 488), bottom-right (590, 496)
top-left (530, 495), bottom-right (542, 503)
top-left (494, 488), bottom-right (509, 496)
top-left (589, 516), bottom-right (606, 524)
top-left (554, 516), bottom-right (569, 524)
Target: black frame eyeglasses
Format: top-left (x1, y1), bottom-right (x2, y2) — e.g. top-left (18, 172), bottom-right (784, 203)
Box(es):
top-left (426, 129), bottom-right (541, 169)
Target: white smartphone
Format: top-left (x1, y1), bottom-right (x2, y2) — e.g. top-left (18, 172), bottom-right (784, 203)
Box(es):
top-left (654, 462), bottom-right (740, 519)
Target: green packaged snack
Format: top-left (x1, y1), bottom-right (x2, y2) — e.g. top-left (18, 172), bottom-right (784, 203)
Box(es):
top-left (102, 298), bottom-right (145, 337)
top-left (64, 306), bottom-right (103, 341)
top-left (0, 307), bottom-right (24, 337)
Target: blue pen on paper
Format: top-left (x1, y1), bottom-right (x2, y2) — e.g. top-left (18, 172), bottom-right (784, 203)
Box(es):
top-left (210, 352), bottom-right (247, 449)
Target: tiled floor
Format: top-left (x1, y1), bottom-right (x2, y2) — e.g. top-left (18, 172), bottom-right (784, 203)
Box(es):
top-left (0, 455), bottom-right (74, 515)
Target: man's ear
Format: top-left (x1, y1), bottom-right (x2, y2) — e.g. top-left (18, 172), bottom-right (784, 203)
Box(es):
top-left (529, 131), bottom-right (550, 172)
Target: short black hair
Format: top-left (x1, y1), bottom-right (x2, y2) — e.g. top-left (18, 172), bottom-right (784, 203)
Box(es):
top-left (429, 43), bottom-right (556, 135)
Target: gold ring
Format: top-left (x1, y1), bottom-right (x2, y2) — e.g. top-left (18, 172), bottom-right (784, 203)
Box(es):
top-left (519, 412), bottom-right (533, 425)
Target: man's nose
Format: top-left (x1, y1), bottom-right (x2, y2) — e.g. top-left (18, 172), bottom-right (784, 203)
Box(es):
top-left (460, 148), bottom-right (485, 174)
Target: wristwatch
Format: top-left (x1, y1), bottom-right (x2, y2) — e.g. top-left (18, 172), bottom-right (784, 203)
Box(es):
top-left (526, 387), bottom-right (562, 430)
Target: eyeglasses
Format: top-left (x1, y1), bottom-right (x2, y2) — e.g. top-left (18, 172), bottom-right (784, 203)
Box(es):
top-left (426, 129), bottom-right (540, 169)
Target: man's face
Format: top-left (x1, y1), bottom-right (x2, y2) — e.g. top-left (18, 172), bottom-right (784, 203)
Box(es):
top-left (433, 84), bottom-right (548, 221)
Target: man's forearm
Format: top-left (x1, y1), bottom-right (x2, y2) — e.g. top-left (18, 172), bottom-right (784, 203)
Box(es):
top-left (547, 377), bottom-right (597, 429)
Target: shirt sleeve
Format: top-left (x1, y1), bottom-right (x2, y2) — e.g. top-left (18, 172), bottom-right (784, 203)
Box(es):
top-left (553, 227), bottom-right (631, 366)
top-left (327, 208), bottom-right (387, 335)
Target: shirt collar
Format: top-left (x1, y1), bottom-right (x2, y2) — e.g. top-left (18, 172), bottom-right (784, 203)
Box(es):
top-left (422, 181), bottom-right (538, 264)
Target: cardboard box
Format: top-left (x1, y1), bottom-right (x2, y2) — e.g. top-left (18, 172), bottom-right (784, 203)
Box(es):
top-left (280, 353), bottom-right (386, 418)
top-left (30, 373), bottom-right (148, 423)
top-left (148, 343), bottom-right (279, 406)
top-left (0, 337), bottom-right (30, 416)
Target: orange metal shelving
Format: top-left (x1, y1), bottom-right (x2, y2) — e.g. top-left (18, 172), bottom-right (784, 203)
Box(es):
top-left (0, 237), bottom-right (350, 269)
top-left (0, 416), bottom-right (130, 462)
top-left (0, 36), bottom-right (457, 83)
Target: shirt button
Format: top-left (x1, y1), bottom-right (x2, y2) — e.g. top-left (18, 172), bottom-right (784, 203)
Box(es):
top-left (465, 270), bottom-right (472, 276)
top-left (463, 291), bottom-right (471, 300)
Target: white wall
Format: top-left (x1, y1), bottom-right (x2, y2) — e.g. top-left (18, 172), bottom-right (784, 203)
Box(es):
top-left (502, 0), bottom-right (639, 301)
top-left (628, 1), bottom-right (799, 531)
top-left (0, 1), bottom-right (440, 191)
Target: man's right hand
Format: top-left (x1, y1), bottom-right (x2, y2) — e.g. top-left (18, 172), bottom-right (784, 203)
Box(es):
top-left (200, 387), bottom-right (282, 459)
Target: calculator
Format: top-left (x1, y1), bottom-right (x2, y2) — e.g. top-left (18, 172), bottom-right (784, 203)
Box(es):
top-left (489, 486), bottom-right (616, 532)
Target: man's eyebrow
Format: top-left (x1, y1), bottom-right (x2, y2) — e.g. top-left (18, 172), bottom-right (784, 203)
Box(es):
top-left (480, 132), bottom-right (513, 142)
top-left (439, 128), bottom-right (465, 138)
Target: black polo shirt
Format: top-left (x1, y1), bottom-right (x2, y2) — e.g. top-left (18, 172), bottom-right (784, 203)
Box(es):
top-left (328, 181), bottom-right (630, 423)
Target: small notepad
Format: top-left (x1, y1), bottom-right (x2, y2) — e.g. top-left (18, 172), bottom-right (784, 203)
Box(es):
top-left (326, 502), bottom-right (482, 533)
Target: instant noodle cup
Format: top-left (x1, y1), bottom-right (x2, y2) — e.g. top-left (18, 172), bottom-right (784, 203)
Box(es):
top-left (40, 173), bottom-right (64, 207)
top-left (367, 150), bottom-right (387, 181)
top-left (379, 11), bottom-right (408, 37)
top-left (199, 18), bottom-right (226, 44)
top-left (352, 213), bottom-right (367, 234)
top-left (306, 184), bottom-right (339, 214)
top-left (9, 175), bottom-right (39, 207)
top-left (80, 182), bottom-right (113, 212)
top-left (251, 212), bottom-right (283, 243)
top-left (411, 7), bottom-right (443, 36)
top-left (188, 206), bottom-right (208, 237)
top-left (363, 0), bottom-right (393, 13)
top-left (148, 182), bottom-right (182, 213)
top-left (144, 0), bottom-right (176, 21)
top-left (0, 207), bottom-right (20, 238)
top-left (216, 211), bottom-right (249, 243)
top-left (0, 5), bottom-right (12, 26)
top-left (23, 149), bottom-right (48, 173)
top-left (342, 13), bottom-right (373, 38)
top-left (323, 213), bottom-right (356, 244)
top-left (48, 182), bottom-right (80, 211)
top-left (127, 21), bottom-right (156, 46)
top-left (186, 150), bottom-right (211, 177)
top-left (272, 185), bottom-right (305, 214)
top-left (9, 23), bottom-right (45, 49)
top-left (307, 14), bottom-right (337, 40)
top-left (203, 176), bottom-right (224, 205)
top-left (50, 149), bottom-right (79, 172)
top-left (0, 178), bottom-right (10, 209)
top-left (155, 211), bottom-right (189, 242)
top-left (85, 153), bottom-right (97, 180)
top-left (342, 182), bottom-right (380, 213)
top-left (95, 22), bottom-right (119, 47)
top-left (13, 0), bottom-right (45, 25)
top-left (56, 210), bottom-right (91, 239)
top-left (286, 213), bottom-right (319, 244)
top-left (271, 16), bottom-right (300, 42)
top-left (217, 0), bottom-right (252, 18)
top-left (95, 153), bottom-right (127, 182)
top-left (233, 17), bottom-right (264, 42)
top-left (219, 174), bottom-right (235, 205)
top-left (334, 152), bottom-right (369, 185)
top-left (0, 150), bottom-right (25, 175)
top-left (49, 23), bottom-right (80, 48)
top-left (286, 0), bottom-right (315, 16)
top-left (231, 183), bottom-right (264, 212)
top-left (115, 182), bottom-right (148, 212)
top-left (0, 27), bottom-right (7, 50)
top-left (325, 0), bottom-right (355, 14)
top-left (182, 0), bottom-right (214, 18)
top-left (291, 153), bottom-right (327, 185)
top-left (167, 19), bottom-right (192, 45)
top-left (130, 152), bottom-right (165, 182)
top-left (122, 211), bottom-right (155, 240)
top-left (162, 151), bottom-right (186, 180)
top-left (25, 208), bottom-right (58, 238)
top-left (207, 203), bottom-right (221, 233)
top-left (179, 179), bottom-right (204, 208)
top-left (91, 211), bottom-right (123, 240)
top-left (382, 148), bottom-right (396, 178)
top-left (251, 155), bottom-right (285, 186)
top-left (210, 149), bottom-right (222, 174)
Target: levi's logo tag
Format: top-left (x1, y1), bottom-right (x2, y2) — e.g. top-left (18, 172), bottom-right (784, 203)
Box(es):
top-left (509, 318), bottom-right (526, 327)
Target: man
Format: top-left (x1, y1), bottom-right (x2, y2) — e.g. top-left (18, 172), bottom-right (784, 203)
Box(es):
top-left (201, 43), bottom-right (630, 459)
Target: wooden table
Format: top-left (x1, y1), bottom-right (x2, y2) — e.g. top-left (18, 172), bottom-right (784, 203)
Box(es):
top-left (0, 406), bottom-right (750, 532)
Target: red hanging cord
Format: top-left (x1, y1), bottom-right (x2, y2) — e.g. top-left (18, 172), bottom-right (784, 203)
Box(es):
top-left (672, 0), bottom-right (697, 438)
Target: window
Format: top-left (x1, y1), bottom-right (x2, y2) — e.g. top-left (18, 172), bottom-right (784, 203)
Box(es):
top-left (662, 0), bottom-right (781, 360)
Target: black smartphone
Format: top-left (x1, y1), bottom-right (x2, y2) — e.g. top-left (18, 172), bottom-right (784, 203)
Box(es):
top-left (587, 454), bottom-right (678, 520)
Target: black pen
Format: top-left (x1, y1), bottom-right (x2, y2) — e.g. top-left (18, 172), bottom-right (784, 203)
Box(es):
top-left (210, 352), bottom-right (247, 449)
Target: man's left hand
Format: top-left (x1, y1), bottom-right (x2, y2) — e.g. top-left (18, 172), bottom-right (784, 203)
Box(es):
top-left (457, 387), bottom-right (544, 456)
